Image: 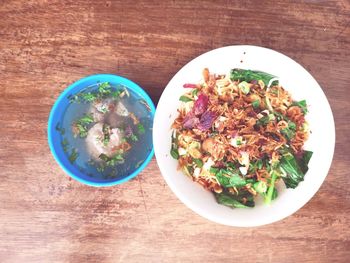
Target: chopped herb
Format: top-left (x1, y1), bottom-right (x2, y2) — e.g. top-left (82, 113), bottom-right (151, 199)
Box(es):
top-left (96, 163), bottom-right (106, 172)
top-left (130, 134), bottom-right (138, 142)
top-left (74, 123), bottom-right (88, 138)
top-left (78, 114), bottom-right (94, 125)
top-left (252, 99), bottom-right (260, 109)
top-left (102, 124), bottom-right (110, 146)
top-left (70, 92), bottom-right (97, 103)
top-left (137, 123), bottom-right (145, 134)
top-left (99, 152), bottom-right (124, 166)
top-left (82, 92), bottom-right (97, 102)
top-left (69, 82), bottom-right (124, 103)
top-left (69, 148), bottom-right (78, 163)
top-left (55, 123), bottom-right (65, 135)
top-left (73, 114), bottom-right (94, 138)
top-left (280, 121), bottom-right (296, 140)
top-left (61, 138), bottom-right (69, 152)
top-left (61, 138), bottom-right (68, 146)
top-left (193, 158), bottom-right (203, 168)
top-left (98, 82), bottom-right (112, 95)
top-left (179, 95), bottom-right (193, 102)
top-left (257, 113), bottom-right (275, 126)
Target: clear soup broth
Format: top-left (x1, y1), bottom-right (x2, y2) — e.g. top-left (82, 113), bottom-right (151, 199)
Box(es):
top-left (56, 82), bottom-right (153, 180)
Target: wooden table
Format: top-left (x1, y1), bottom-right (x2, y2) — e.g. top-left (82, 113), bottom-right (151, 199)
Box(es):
top-left (1, 1), bottom-right (349, 262)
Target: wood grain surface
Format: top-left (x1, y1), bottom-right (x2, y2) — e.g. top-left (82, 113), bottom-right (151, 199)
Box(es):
top-left (0, 0), bottom-right (349, 262)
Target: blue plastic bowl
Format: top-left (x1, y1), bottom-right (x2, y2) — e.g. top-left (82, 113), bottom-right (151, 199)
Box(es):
top-left (48, 74), bottom-right (155, 187)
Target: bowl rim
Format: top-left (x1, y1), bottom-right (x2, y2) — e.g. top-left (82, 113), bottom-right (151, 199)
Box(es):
top-left (48, 74), bottom-right (155, 187)
top-left (153, 45), bottom-right (336, 226)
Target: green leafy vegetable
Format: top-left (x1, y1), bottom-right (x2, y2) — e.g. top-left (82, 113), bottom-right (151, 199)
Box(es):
top-left (179, 95), bottom-right (193, 102)
top-left (215, 191), bottom-right (255, 209)
top-left (292, 100), bottom-right (308, 114)
top-left (192, 89), bottom-right (199, 97)
top-left (228, 174), bottom-right (247, 187)
top-left (69, 148), bottom-right (78, 163)
top-left (230, 69), bottom-right (278, 87)
top-left (209, 167), bottom-right (220, 174)
top-left (215, 170), bottom-right (231, 187)
top-left (298, 150), bottom-right (313, 174)
top-left (280, 151), bottom-right (305, 189)
top-left (215, 169), bottom-right (247, 188)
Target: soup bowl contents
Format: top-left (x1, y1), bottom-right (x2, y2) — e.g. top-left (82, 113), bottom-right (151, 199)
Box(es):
top-left (48, 74), bottom-right (155, 186)
top-left (170, 68), bottom-right (312, 208)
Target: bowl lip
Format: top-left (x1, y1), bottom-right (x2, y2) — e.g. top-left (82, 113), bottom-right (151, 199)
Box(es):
top-left (154, 44), bottom-right (336, 227)
top-left (48, 73), bottom-right (155, 187)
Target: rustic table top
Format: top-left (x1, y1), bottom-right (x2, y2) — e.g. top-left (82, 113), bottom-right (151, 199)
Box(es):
top-left (1, 1), bottom-right (349, 262)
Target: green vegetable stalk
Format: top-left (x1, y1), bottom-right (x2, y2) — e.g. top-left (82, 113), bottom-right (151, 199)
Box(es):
top-left (264, 170), bottom-right (279, 205)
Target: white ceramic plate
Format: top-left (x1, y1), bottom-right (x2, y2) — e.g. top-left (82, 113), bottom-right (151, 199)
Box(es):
top-left (153, 45), bottom-right (335, 227)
